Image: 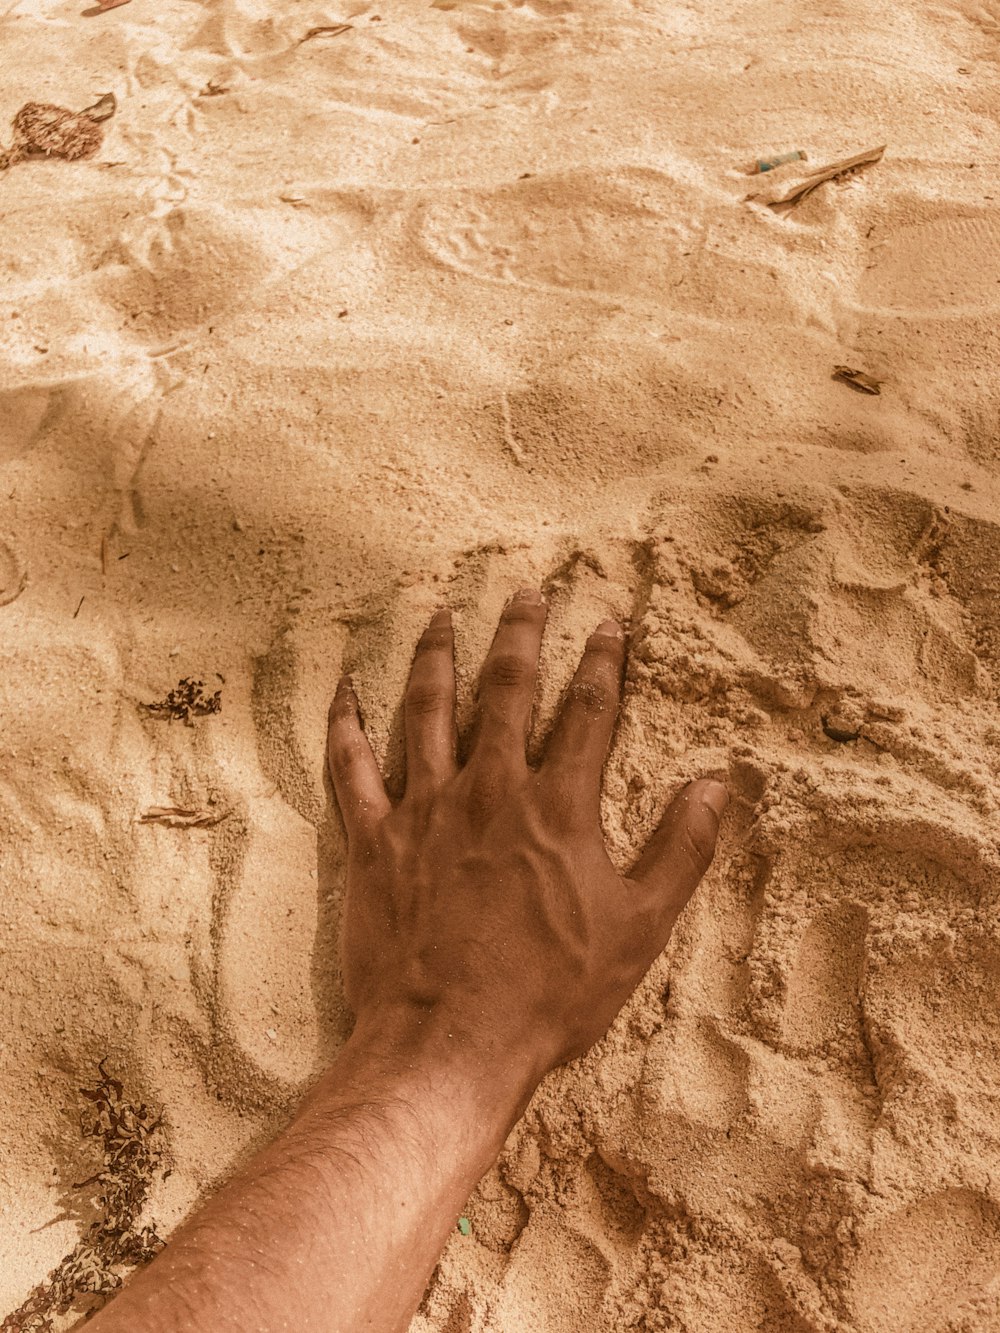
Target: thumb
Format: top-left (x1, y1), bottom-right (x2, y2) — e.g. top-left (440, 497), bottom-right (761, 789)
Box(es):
top-left (627, 777), bottom-right (728, 919)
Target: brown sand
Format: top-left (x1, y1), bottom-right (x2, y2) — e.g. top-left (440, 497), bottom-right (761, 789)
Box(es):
top-left (2, 0), bottom-right (1000, 1328)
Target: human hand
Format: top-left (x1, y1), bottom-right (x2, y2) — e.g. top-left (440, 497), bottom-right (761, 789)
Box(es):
top-left (327, 588), bottom-right (728, 1091)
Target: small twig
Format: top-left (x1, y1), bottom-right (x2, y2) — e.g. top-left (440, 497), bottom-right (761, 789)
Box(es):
top-left (80, 93), bottom-right (117, 122)
top-left (73, 595), bottom-right (85, 618)
top-left (298, 23), bottom-right (352, 44)
top-left (82, 0), bottom-right (132, 14)
top-left (139, 806), bottom-right (228, 828)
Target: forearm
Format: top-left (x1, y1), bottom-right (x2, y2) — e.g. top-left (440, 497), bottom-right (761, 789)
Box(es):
top-left (87, 1012), bottom-right (542, 1333)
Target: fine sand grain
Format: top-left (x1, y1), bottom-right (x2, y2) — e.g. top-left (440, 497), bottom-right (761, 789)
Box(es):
top-left (2, 0), bottom-right (1000, 1328)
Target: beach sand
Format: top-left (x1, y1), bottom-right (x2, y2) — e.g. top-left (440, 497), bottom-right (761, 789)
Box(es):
top-left (1, 0), bottom-right (1000, 1327)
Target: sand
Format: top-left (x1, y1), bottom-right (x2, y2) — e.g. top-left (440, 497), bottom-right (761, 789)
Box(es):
top-left (1, 0), bottom-right (999, 1327)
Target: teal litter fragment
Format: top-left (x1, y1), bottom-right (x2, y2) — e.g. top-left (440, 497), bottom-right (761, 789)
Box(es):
top-left (458, 1217), bottom-right (471, 1236)
top-left (756, 149), bottom-right (808, 173)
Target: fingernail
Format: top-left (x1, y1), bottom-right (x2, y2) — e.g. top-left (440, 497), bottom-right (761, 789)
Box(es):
top-left (337, 673), bottom-right (354, 693)
top-left (429, 607), bottom-right (451, 627)
top-left (512, 586), bottom-right (543, 604)
top-left (595, 618), bottom-right (623, 638)
top-left (700, 780), bottom-right (730, 816)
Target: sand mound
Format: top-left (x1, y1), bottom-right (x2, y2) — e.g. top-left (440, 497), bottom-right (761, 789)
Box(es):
top-left (2, 0), bottom-right (999, 1327)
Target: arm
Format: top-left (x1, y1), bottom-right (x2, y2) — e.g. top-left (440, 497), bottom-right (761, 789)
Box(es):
top-left (87, 588), bottom-right (727, 1333)
top-left (85, 1011), bottom-right (538, 1333)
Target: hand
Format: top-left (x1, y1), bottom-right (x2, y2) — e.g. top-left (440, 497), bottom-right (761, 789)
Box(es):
top-left (327, 588), bottom-right (728, 1090)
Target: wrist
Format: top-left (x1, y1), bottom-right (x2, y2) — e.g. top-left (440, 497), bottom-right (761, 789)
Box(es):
top-left (305, 1005), bottom-right (548, 1170)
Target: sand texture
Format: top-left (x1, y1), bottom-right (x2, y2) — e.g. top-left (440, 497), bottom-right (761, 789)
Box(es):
top-left (2, 0), bottom-right (1000, 1327)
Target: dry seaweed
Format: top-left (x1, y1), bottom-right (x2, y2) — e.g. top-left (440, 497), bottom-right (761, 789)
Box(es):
top-left (0, 1060), bottom-right (166, 1332)
top-left (143, 677), bottom-right (222, 725)
top-left (0, 97), bottom-right (117, 171)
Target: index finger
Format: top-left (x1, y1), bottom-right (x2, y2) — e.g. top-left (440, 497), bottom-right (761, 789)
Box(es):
top-left (327, 675), bottom-right (391, 844)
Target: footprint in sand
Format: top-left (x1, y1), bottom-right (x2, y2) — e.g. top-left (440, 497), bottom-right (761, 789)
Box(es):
top-left (779, 899), bottom-right (869, 1061)
top-left (846, 1188), bottom-right (1000, 1333)
top-left (184, 1), bottom-right (291, 61)
top-left (413, 168), bottom-right (702, 305)
top-left (208, 623), bottom-right (347, 1093)
top-left (644, 1016), bottom-right (751, 1134)
top-left (493, 1223), bottom-right (611, 1333)
top-left (94, 203), bottom-right (326, 345)
top-left (927, 507), bottom-right (1000, 696)
top-left (864, 928), bottom-right (1000, 1133)
top-left (687, 482), bottom-right (994, 707)
top-left (863, 208), bottom-right (1000, 317)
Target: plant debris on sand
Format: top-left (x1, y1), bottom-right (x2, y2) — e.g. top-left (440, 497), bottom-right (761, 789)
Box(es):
top-left (0, 1060), bottom-right (167, 1331)
top-left (143, 677), bottom-right (222, 724)
top-left (0, 96), bottom-right (116, 171)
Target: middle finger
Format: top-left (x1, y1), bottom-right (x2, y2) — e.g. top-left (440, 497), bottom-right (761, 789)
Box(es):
top-left (466, 587), bottom-right (548, 762)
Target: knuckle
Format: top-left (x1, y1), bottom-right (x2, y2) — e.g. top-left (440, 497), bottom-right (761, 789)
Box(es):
top-left (415, 625), bottom-right (452, 654)
top-left (329, 734), bottom-right (363, 772)
top-left (680, 820), bottom-right (714, 871)
top-left (463, 763), bottom-right (507, 820)
top-left (587, 623), bottom-right (626, 648)
top-left (584, 634), bottom-right (625, 668)
top-left (565, 676), bottom-right (615, 715)
top-left (500, 602), bottom-right (545, 627)
top-left (542, 772), bottom-right (594, 828)
top-left (406, 681), bottom-right (452, 717)
top-left (484, 651), bottom-right (532, 690)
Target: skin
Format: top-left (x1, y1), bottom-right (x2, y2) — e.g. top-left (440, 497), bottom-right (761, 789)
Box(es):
top-left (86, 587), bottom-right (728, 1333)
